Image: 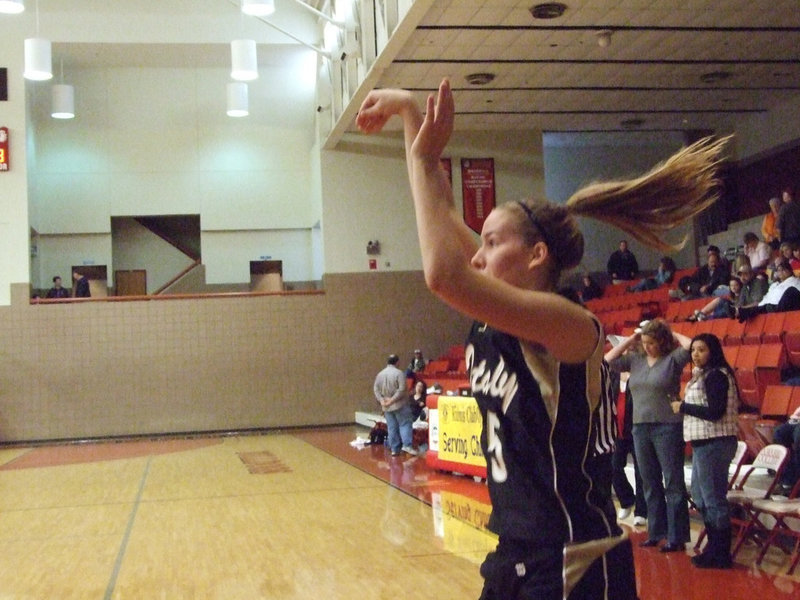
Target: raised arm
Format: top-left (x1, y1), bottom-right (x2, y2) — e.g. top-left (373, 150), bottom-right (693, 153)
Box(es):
top-left (357, 80), bottom-right (598, 363)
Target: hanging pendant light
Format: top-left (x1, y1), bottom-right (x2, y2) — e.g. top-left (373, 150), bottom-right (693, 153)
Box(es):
top-left (51, 84), bottom-right (74, 119)
top-left (241, 0), bottom-right (275, 16)
top-left (0, 0), bottom-right (24, 14)
top-left (24, 37), bottom-right (52, 80)
top-left (227, 82), bottom-right (249, 117)
top-left (230, 39), bottom-right (258, 81)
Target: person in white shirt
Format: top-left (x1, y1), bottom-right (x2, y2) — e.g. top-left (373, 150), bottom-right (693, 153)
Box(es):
top-left (742, 231), bottom-right (771, 272)
top-left (736, 259), bottom-right (800, 321)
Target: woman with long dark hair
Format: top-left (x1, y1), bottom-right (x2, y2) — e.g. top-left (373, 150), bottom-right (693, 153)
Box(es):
top-left (670, 333), bottom-right (739, 569)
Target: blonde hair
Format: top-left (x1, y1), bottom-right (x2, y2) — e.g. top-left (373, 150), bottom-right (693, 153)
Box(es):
top-left (511, 136), bottom-right (731, 283)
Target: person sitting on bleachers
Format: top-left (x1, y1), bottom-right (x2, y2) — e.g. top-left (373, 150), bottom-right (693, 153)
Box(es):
top-left (743, 231), bottom-right (771, 272)
top-left (685, 249), bottom-right (731, 299)
top-left (579, 273), bottom-right (604, 302)
top-left (772, 404), bottom-right (800, 496)
top-left (736, 259), bottom-right (800, 321)
top-left (628, 256), bottom-right (676, 293)
top-left (689, 277), bottom-right (742, 321)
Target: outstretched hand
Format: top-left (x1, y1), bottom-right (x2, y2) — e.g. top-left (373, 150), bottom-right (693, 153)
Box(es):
top-left (411, 79), bottom-right (454, 162)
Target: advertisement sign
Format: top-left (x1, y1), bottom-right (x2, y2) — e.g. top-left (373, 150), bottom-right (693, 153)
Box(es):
top-left (436, 395), bottom-right (485, 468)
top-left (461, 158), bottom-right (495, 234)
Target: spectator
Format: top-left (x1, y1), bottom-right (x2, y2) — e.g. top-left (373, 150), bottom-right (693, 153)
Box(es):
top-left (690, 276), bottom-right (742, 321)
top-left (742, 231), bottom-right (771, 272)
top-left (671, 333), bottom-right (739, 569)
top-left (579, 273), bottom-right (604, 301)
top-left (611, 374), bottom-right (647, 527)
top-left (629, 256), bottom-right (676, 292)
top-left (772, 404), bottom-right (800, 496)
top-left (776, 187), bottom-right (800, 245)
top-left (373, 354), bottom-right (417, 457)
top-left (762, 197), bottom-right (781, 250)
top-left (410, 379), bottom-right (427, 421)
top-left (605, 319), bottom-right (693, 553)
top-left (45, 276), bottom-right (70, 299)
top-left (72, 270), bottom-right (91, 298)
top-left (736, 259), bottom-right (800, 321)
top-left (695, 250), bottom-right (730, 297)
top-left (607, 240), bottom-right (639, 284)
top-left (728, 264), bottom-right (768, 315)
top-left (406, 349), bottom-right (426, 377)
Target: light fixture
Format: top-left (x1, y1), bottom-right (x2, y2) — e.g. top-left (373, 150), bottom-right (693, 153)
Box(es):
top-left (529, 3), bottom-right (567, 20)
top-left (230, 39), bottom-right (258, 81)
top-left (51, 84), bottom-right (74, 119)
top-left (0, 0), bottom-right (24, 14)
top-left (24, 37), bottom-right (52, 80)
top-left (596, 30), bottom-right (613, 48)
top-left (241, 0), bottom-right (275, 16)
top-left (465, 72), bottom-right (495, 85)
top-left (227, 82), bottom-right (249, 117)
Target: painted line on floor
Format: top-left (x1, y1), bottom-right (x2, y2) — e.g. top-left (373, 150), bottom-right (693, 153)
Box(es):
top-left (104, 456), bottom-right (152, 600)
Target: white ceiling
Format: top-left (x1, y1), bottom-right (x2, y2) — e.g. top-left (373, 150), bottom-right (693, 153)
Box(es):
top-left (362, 0), bottom-right (800, 135)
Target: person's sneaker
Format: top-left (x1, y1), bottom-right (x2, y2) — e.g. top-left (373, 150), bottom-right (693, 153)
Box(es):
top-left (617, 506), bottom-right (632, 520)
top-left (633, 516), bottom-right (647, 526)
top-left (401, 446), bottom-right (418, 456)
top-left (391, 450), bottom-right (401, 456)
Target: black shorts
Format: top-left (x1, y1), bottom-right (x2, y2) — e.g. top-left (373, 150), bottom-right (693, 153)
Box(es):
top-left (478, 534), bottom-right (638, 600)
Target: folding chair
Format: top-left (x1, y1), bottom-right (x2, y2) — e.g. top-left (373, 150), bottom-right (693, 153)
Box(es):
top-left (728, 444), bottom-right (790, 560)
top-left (751, 478), bottom-right (800, 574)
top-left (694, 440), bottom-right (749, 551)
top-left (741, 312), bottom-right (767, 345)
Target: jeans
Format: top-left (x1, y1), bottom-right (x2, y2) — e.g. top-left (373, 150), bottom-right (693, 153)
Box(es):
top-left (384, 403), bottom-right (414, 452)
top-left (633, 422), bottom-right (690, 544)
top-left (611, 437), bottom-right (646, 517)
top-left (690, 436), bottom-right (737, 529)
top-left (773, 422), bottom-right (800, 486)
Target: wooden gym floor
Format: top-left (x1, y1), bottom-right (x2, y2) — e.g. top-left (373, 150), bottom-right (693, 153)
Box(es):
top-left (0, 425), bottom-right (797, 599)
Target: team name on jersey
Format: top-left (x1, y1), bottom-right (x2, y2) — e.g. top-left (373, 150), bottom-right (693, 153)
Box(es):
top-left (465, 343), bottom-right (519, 414)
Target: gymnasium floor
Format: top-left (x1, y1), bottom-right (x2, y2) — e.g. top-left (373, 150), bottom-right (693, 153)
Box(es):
top-left (0, 426), bottom-right (797, 599)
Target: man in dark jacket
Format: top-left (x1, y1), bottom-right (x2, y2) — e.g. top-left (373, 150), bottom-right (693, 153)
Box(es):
top-left (607, 240), bottom-right (639, 284)
top-left (72, 270), bottom-right (91, 298)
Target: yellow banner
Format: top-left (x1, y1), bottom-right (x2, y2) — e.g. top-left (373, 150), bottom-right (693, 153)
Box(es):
top-left (437, 396), bottom-right (486, 468)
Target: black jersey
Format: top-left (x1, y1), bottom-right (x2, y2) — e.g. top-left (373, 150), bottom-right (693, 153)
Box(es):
top-left (466, 320), bottom-right (620, 545)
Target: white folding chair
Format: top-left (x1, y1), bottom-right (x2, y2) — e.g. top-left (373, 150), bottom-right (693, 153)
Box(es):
top-left (728, 443), bottom-right (790, 560)
top-left (751, 478), bottom-right (800, 574)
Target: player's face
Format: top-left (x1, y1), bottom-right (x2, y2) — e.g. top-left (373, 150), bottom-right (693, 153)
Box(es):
top-left (471, 209), bottom-right (535, 288)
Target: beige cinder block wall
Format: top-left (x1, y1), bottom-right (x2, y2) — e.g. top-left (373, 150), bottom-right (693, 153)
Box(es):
top-left (0, 272), bottom-right (469, 443)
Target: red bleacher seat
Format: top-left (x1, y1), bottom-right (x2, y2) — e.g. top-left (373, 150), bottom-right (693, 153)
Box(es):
top-left (734, 345), bottom-right (761, 411)
top-left (741, 313), bottom-right (767, 345)
top-left (762, 312), bottom-right (786, 344)
top-left (782, 311), bottom-right (800, 367)
top-left (724, 319), bottom-right (746, 346)
top-left (754, 385), bottom-right (793, 444)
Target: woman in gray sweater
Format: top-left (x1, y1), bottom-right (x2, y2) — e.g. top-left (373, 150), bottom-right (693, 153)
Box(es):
top-left (606, 320), bottom-right (692, 553)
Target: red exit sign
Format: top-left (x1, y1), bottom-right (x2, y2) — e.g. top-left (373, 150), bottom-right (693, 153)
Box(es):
top-left (0, 127), bottom-right (8, 171)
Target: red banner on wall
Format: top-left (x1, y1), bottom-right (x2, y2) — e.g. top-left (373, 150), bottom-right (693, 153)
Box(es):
top-left (0, 127), bottom-right (8, 172)
top-left (461, 158), bottom-right (494, 234)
